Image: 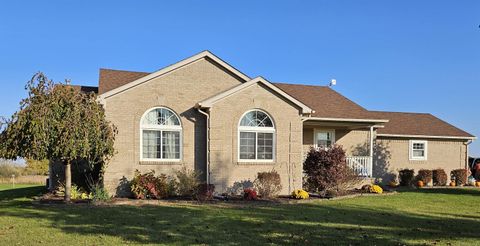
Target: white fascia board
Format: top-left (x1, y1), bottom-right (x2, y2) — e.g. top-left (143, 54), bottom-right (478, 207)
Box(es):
top-left (98, 50), bottom-right (251, 100)
top-left (196, 76), bottom-right (314, 114)
top-left (303, 117), bottom-right (389, 123)
top-left (377, 133), bottom-right (477, 140)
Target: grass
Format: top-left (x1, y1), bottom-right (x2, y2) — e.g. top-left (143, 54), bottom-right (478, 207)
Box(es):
top-left (0, 185), bottom-right (479, 245)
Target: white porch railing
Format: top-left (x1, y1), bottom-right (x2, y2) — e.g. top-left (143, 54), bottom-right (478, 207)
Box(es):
top-left (346, 156), bottom-right (372, 177)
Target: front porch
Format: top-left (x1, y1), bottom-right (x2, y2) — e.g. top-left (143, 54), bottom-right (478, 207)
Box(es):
top-left (303, 117), bottom-right (386, 177)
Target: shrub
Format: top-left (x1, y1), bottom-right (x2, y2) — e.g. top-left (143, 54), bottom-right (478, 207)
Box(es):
top-left (175, 167), bottom-right (201, 197)
top-left (416, 169), bottom-right (433, 185)
top-left (130, 170), bottom-right (169, 199)
top-left (451, 169), bottom-right (468, 186)
top-left (254, 171), bottom-right (282, 198)
top-left (432, 169), bottom-right (448, 186)
top-left (90, 185), bottom-right (110, 202)
top-left (195, 183), bottom-right (215, 201)
top-left (369, 185), bottom-right (383, 194)
top-left (291, 189), bottom-right (309, 199)
top-left (303, 146), bottom-right (358, 196)
top-left (243, 188), bottom-right (257, 200)
top-left (398, 169), bottom-right (415, 186)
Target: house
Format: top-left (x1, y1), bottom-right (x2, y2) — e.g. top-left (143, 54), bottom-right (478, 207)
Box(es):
top-left (74, 51), bottom-right (475, 195)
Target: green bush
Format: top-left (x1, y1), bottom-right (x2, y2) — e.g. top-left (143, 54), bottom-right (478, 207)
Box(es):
top-left (416, 169), bottom-right (433, 185)
top-left (432, 169), bottom-right (448, 186)
top-left (451, 169), bottom-right (468, 186)
top-left (90, 184), bottom-right (110, 202)
top-left (175, 167), bottom-right (201, 198)
top-left (399, 169), bottom-right (415, 186)
top-left (254, 171), bottom-right (282, 198)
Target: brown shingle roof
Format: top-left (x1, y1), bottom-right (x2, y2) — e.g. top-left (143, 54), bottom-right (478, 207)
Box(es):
top-left (274, 83), bottom-right (383, 120)
top-left (70, 85), bottom-right (98, 94)
top-left (92, 68), bottom-right (474, 139)
top-left (98, 68), bottom-right (150, 94)
top-left (370, 111), bottom-right (474, 138)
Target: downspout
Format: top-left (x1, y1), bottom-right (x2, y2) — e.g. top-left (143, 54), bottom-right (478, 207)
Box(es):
top-left (464, 140), bottom-right (473, 170)
top-left (369, 126), bottom-right (374, 178)
top-left (197, 108), bottom-right (210, 185)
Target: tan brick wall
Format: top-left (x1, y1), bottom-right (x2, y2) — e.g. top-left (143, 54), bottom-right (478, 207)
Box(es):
top-left (375, 137), bottom-right (467, 182)
top-left (209, 83), bottom-right (304, 194)
top-left (102, 58), bottom-right (244, 196)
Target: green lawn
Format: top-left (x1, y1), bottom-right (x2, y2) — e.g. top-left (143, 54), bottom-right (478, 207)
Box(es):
top-left (0, 185), bottom-right (479, 245)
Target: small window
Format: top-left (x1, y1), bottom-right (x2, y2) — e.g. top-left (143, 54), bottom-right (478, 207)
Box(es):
top-left (238, 110), bottom-right (275, 161)
top-left (315, 130), bottom-right (335, 149)
top-left (141, 107), bottom-right (182, 161)
top-left (410, 140), bottom-right (427, 161)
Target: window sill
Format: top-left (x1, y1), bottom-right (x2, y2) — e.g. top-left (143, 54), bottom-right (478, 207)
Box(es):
top-left (236, 161), bottom-right (276, 165)
top-left (139, 160), bottom-right (183, 165)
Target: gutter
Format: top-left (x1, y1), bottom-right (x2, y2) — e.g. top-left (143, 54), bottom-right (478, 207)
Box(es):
top-left (302, 117), bottom-right (389, 124)
top-left (197, 108), bottom-right (211, 185)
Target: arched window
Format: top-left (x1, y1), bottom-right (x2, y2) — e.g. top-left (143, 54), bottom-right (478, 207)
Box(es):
top-left (141, 107), bottom-right (182, 161)
top-left (238, 110), bottom-right (275, 161)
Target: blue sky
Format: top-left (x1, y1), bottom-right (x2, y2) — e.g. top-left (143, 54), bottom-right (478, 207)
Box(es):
top-left (1, 1), bottom-right (479, 155)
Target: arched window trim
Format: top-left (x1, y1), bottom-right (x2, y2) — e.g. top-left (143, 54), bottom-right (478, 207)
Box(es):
top-left (140, 107), bottom-right (182, 162)
top-left (238, 109), bottom-right (276, 162)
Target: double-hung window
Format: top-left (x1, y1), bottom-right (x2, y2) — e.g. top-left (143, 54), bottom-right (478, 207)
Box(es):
top-left (409, 140), bottom-right (427, 161)
top-left (141, 107), bottom-right (182, 161)
top-left (315, 130), bottom-right (335, 149)
top-left (238, 110), bottom-right (275, 161)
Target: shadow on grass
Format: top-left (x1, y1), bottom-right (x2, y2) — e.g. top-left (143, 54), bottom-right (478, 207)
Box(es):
top-left (0, 187), bottom-right (479, 245)
top-left (398, 187), bottom-right (480, 196)
top-left (0, 186), bottom-right (45, 201)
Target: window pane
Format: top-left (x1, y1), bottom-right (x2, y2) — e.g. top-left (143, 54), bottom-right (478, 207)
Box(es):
top-left (143, 130), bottom-right (161, 159)
top-left (257, 132), bottom-right (273, 160)
top-left (413, 150), bottom-right (425, 157)
top-left (142, 108), bottom-right (180, 126)
top-left (162, 131), bottom-right (180, 159)
top-left (240, 132), bottom-right (256, 159)
top-left (240, 111), bottom-right (273, 127)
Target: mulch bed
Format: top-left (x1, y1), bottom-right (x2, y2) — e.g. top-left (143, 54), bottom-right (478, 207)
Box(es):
top-left (33, 189), bottom-right (397, 207)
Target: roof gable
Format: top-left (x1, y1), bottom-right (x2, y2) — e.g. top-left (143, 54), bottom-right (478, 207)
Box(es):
top-left (99, 51), bottom-right (250, 99)
top-left (196, 77), bottom-right (314, 114)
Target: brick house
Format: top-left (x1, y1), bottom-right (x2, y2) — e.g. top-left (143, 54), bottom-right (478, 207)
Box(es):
top-left (71, 51), bottom-right (475, 195)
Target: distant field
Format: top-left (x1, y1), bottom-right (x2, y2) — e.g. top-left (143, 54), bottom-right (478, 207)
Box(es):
top-left (0, 175), bottom-right (47, 184)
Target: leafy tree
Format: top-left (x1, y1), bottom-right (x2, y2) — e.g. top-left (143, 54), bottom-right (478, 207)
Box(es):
top-left (24, 159), bottom-right (49, 175)
top-left (0, 73), bottom-right (116, 202)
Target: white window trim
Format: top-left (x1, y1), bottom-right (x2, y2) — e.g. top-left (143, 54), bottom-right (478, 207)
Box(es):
top-left (238, 109), bottom-right (276, 162)
top-left (313, 129), bottom-right (336, 149)
top-left (140, 107), bottom-right (183, 162)
top-left (409, 140), bottom-right (428, 161)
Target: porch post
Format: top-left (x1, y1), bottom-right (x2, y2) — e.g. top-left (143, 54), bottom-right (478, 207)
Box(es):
top-left (369, 126), bottom-right (374, 177)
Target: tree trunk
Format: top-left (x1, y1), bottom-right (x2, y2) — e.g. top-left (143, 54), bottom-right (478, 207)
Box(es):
top-left (64, 160), bottom-right (71, 202)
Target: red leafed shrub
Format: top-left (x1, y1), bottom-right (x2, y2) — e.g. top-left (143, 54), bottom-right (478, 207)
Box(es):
top-left (130, 170), bottom-right (169, 199)
top-left (303, 146), bottom-right (358, 196)
top-left (416, 169), bottom-right (433, 185)
top-left (195, 183), bottom-right (215, 201)
top-left (243, 188), bottom-right (258, 200)
top-left (432, 169), bottom-right (448, 186)
top-left (398, 169), bottom-right (415, 186)
top-left (451, 169), bottom-right (468, 186)
top-left (254, 171), bottom-right (282, 198)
